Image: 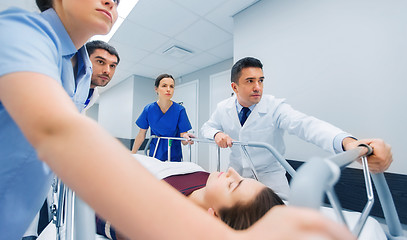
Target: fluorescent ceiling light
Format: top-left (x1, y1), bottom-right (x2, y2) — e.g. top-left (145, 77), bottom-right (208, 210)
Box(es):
top-left (90, 0), bottom-right (139, 42)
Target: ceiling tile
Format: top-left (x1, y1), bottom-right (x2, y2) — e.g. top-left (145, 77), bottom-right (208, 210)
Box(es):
top-left (175, 19), bottom-right (232, 51)
top-left (126, 0), bottom-right (200, 38)
top-left (183, 52), bottom-right (222, 69)
top-left (140, 52), bottom-right (182, 69)
top-left (109, 40), bottom-right (151, 64)
top-left (206, 0), bottom-right (260, 33)
top-left (111, 20), bottom-right (170, 52)
top-left (207, 39), bottom-right (234, 59)
top-left (171, 0), bottom-right (223, 17)
top-left (168, 62), bottom-right (200, 77)
top-left (134, 63), bottom-right (167, 79)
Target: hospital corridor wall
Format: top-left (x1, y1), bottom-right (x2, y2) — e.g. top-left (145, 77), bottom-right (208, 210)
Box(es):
top-left (97, 74), bottom-right (156, 148)
top-left (232, 0), bottom-right (407, 228)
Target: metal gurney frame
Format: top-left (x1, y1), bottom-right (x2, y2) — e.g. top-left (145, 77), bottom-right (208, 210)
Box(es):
top-left (51, 138), bottom-right (405, 239)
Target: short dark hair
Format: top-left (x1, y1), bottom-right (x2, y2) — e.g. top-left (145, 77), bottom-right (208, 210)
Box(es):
top-left (155, 74), bottom-right (174, 88)
top-left (36, 0), bottom-right (53, 12)
top-left (218, 187), bottom-right (284, 230)
top-left (85, 40), bottom-right (120, 64)
top-left (231, 57), bottom-right (263, 84)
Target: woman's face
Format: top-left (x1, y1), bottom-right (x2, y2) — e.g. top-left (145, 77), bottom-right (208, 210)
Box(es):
top-left (57, 0), bottom-right (119, 37)
top-left (155, 78), bottom-right (175, 101)
top-left (204, 167), bottom-right (265, 212)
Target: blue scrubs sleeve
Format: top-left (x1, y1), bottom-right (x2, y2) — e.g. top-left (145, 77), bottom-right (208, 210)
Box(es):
top-left (178, 108), bottom-right (192, 133)
top-left (136, 106), bottom-right (149, 129)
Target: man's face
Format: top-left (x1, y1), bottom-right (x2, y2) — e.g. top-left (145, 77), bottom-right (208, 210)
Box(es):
top-left (89, 48), bottom-right (118, 88)
top-left (232, 67), bottom-right (264, 107)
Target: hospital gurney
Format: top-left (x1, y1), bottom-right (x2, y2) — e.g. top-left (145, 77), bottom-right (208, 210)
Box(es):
top-left (50, 137), bottom-right (405, 240)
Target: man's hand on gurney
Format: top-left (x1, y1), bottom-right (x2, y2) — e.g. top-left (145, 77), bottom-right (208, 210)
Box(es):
top-left (214, 131), bottom-right (233, 148)
top-left (342, 137), bottom-right (393, 173)
top-left (181, 132), bottom-right (196, 145)
top-left (243, 206), bottom-right (356, 240)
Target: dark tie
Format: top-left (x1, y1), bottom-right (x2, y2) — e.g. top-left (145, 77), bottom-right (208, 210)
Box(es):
top-left (239, 107), bottom-right (251, 126)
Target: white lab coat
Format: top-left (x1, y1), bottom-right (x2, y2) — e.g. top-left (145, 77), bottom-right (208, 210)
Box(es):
top-left (201, 94), bottom-right (346, 194)
top-left (81, 87), bottom-right (100, 114)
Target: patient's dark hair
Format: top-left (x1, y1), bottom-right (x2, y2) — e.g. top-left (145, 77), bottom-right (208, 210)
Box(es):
top-left (219, 187), bottom-right (284, 230)
top-left (36, 0), bottom-right (53, 12)
top-left (155, 74), bottom-right (174, 88)
top-left (231, 57), bottom-right (263, 84)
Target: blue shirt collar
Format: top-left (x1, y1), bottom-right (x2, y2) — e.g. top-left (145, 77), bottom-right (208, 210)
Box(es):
top-left (235, 99), bottom-right (256, 113)
top-left (41, 8), bottom-right (77, 58)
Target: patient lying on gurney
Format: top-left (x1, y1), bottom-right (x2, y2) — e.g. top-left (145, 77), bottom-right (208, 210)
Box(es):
top-left (96, 154), bottom-right (284, 239)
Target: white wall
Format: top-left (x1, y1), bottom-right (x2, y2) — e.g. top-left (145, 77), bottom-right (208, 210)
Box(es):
top-left (131, 75), bottom-right (157, 138)
top-left (98, 75), bottom-right (155, 139)
top-left (234, 0), bottom-right (407, 174)
top-left (177, 59), bottom-right (233, 170)
top-left (99, 76), bottom-right (135, 138)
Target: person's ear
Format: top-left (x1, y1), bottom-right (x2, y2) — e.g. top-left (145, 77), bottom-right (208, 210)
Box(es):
top-left (207, 208), bottom-right (219, 218)
top-left (231, 82), bottom-right (238, 94)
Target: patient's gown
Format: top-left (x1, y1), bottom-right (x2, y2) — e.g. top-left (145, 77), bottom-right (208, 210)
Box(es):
top-left (136, 101), bottom-right (192, 162)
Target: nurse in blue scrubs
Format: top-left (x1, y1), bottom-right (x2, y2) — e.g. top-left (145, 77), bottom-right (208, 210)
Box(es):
top-left (131, 74), bottom-right (193, 161)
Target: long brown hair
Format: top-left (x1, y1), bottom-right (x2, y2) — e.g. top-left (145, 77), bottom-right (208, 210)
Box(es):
top-left (218, 187), bottom-right (284, 230)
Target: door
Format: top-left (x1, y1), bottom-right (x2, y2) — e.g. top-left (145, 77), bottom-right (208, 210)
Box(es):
top-left (172, 80), bottom-right (198, 163)
top-left (208, 70), bottom-right (233, 172)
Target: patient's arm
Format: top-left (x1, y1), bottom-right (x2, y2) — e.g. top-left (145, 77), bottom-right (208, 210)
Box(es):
top-left (0, 72), bottom-right (355, 240)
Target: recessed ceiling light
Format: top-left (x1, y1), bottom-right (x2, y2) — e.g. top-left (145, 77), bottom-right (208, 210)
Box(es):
top-left (162, 45), bottom-right (193, 59)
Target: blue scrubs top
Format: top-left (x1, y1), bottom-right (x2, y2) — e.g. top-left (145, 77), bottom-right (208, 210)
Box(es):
top-left (0, 8), bottom-right (92, 239)
top-left (136, 102), bottom-right (192, 162)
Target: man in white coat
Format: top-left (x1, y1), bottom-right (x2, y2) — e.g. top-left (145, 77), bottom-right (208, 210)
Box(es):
top-left (201, 57), bottom-right (392, 195)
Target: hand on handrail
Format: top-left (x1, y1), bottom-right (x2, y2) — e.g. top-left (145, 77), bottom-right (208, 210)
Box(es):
top-left (342, 138), bottom-right (393, 173)
top-left (181, 132), bottom-right (196, 145)
top-left (214, 131), bottom-right (233, 148)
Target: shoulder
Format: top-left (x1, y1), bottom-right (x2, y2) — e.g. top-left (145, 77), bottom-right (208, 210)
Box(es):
top-left (256, 94), bottom-right (287, 113)
top-left (0, 8), bottom-right (60, 78)
top-left (172, 102), bottom-right (186, 111)
top-left (261, 94), bottom-right (285, 106)
top-left (216, 96), bottom-right (235, 109)
top-left (144, 102), bottom-right (157, 111)
top-left (0, 8), bottom-right (59, 49)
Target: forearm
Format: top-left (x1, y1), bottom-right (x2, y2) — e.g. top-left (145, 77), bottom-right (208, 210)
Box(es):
top-left (341, 137), bottom-right (358, 151)
top-left (131, 131), bottom-right (146, 154)
top-left (37, 116), bottom-right (237, 240)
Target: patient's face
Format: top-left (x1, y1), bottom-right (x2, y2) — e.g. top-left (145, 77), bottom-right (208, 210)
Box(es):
top-left (204, 167), bottom-right (265, 211)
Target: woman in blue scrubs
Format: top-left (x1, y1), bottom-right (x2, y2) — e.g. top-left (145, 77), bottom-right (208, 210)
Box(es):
top-left (131, 74), bottom-right (193, 161)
